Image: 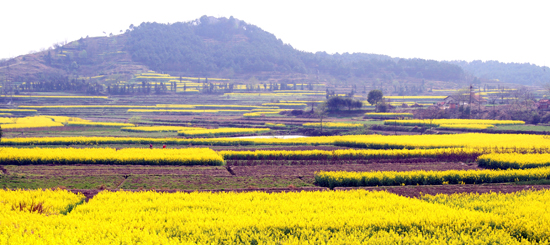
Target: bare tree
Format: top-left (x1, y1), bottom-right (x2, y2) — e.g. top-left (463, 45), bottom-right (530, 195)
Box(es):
top-left (315, 102), bottom-right (328, 133)
top-left (452, 88), bottom-right (470, 106)
top-left (488, 95), bottom-right (499, 120)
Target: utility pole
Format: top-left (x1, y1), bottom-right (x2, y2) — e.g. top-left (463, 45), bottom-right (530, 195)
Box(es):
top-left (469, 84), bottom-right (473, 119)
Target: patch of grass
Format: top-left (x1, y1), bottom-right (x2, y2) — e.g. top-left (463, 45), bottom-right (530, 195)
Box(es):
top-left (120, 175), bottom-right (313, 190)
top-left (4, 127), bottom-right (177, 138)
top-left (0, 175), bottom-right (122, 189)
top-left (493, 125), bottom-right (550, 132)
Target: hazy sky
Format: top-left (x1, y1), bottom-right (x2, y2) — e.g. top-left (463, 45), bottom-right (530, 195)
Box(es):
top-left (1, 0), bottom-right (548, 66)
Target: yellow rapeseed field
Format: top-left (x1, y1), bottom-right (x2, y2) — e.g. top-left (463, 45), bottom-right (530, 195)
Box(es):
top-left (177, 127), bottom-right (270, 137)
top-left (0, 189), bottom-right (85, 215)
top-left (2, 189), bottom-right (550, 244)
top-left (438, 124), bottom-right (495, 130)
top-left (265, 123), bottom-right (286, 127)
top-left (243, 112), bottom-right (280, 117)
top-left (19, 105), bottom-right (175, 109)
top-left (0, 147), bottom-right (224, 166)
top-left (477, 153), bottom-right (550, 169)
top-left (3, 134), bottom-right (550, 150)
top-left (0, 135), bottom-right (339, 146)
top-left (128, 109), bottom-right (249, 113)
top-left (0, 115), bottom-right (90, 129)
top-left (0, 116), bottom-right (64, 129)
top-left (121, 126), bottom-right (205, 132)
top-left (315, 167), bottom-right (550, 187)
top-left (220, 148), bottom-right (488, 160)
top-left (0, 109), bottom-right (37, 114)
top-left (384, 119), bottom-right (525, 127)
top-left (334, 133), bottom-right (550, 150)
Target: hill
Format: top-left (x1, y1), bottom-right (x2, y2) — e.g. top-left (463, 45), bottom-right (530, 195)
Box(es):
top-left (126, 16), bottom-right (465, 82)
top-left (448, 60), bottom-right (550, 86)
top-left (1, 16), bottom-right (469, 95)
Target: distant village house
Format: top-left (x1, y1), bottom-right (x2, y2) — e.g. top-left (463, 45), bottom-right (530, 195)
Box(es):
top-left (443, 92), bottom-right (487, 109)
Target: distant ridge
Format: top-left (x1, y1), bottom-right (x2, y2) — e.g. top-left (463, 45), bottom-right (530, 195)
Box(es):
top-left (3, 16), bottom-right (546, 87)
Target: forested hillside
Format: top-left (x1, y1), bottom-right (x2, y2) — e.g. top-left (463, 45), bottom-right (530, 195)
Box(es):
top-left (126, 16), bottom-right (465, 81)
top-left (1, 15), bottom-right (476, 92)
top-left (449, 60), bottom-right (550, 85)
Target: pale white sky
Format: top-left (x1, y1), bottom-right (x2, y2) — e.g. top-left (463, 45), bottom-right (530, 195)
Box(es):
top-left (1, 0), bottom-right (548, 66)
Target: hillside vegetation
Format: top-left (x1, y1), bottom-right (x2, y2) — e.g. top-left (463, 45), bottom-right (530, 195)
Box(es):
top-left (1, 16), bottom-right (467, 92)
top-left (449, 60), bottom-right (550, 86)
top-left (127, 16), bottom-right (465, 81)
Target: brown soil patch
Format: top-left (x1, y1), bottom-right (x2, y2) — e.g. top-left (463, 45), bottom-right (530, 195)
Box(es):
top-left (229, 162), bottom-right (479, 177)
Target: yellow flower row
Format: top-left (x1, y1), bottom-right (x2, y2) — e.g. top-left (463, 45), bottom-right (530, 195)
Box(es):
top-left (135, 73), bottom-right (229, 80)
top-left (0, 116), bottom-right (73, 129)
top-left (265, 123), bottom-right (286, 127)
top-left (272, 90), bottom-right (320, 93)
top-left (0, 109), bottom-right (37, 113)
top-left (128, 109), bottom-right (249, 113)
top-left (3, 134), bottom-right (550, 150)
top-left (384, 119), bottom-right (525, 127)
top-left (315, 166), bottom-right (550, 188)
top-left (19, 104), bottom-right (280, 110)
top-left (0, 189), bottom-right (85, 215)
top-left (333, 133), bottom-right (550, 150)
top-left (3, 189), bottom-right (550, 243)
top-left (387, 102), bottom-right (432, 106)
top-left (177, 128), bottom-right (270, 137)
top-left (0, 147), bottom-right (224, 166)
top-left (220, 148), bottom-right (488, 161)
top-left (193, 105), bottom-right (278, 110)
top-left (19, 105), bottom-right (194, 109)
top-left (243, 112), bottom-right (281, 117)
top-left (250, 108), bottom-right (289, 112)
top-left (121, 126), bottom-right (204, 132)
top-left (261, 102), bottom-right (307, 106)
top-left (280, 100), bottom-right (324, 103)
top-left (477, 153), bottom-right (550, 169)
top-left (0, 135), bottom-right (337, 146)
